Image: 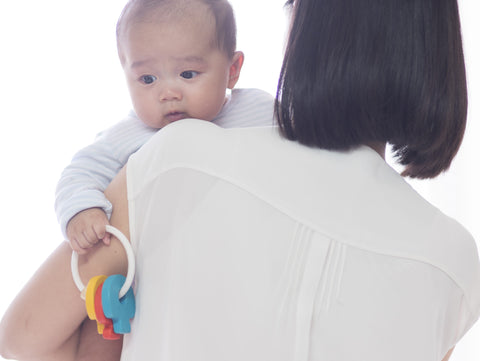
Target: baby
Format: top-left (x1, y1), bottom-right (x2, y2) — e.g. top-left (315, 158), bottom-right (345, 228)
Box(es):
top-left (55, 0), bottom-right (274, 253)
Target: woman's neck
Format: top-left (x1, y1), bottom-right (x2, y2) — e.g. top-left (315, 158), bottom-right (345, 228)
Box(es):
top-left (366, 142), bottom-right (386, 160)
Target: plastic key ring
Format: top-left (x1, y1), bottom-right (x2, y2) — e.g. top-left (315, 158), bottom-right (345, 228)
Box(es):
top-left (71, 225), bottom-right (135, 299)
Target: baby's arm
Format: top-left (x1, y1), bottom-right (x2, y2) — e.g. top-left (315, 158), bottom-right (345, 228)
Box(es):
top-left (56, 139), bottom-right (122, 253)
top-left (56, 113), bottom-right (156, 252)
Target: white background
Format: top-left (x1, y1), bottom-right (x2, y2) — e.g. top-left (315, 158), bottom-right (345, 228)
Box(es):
top-left (0, 1), bottom-right (478, 360)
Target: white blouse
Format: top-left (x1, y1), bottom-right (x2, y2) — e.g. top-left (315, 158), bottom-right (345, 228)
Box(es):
top-left (121, 119), bottom-right (480, 361)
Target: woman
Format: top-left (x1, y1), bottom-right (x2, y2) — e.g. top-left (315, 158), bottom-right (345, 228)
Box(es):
top-left (1, 0), bottom-right (479, 360)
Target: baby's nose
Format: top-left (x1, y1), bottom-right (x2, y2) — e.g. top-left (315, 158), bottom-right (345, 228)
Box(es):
top-left (158, 83), bottom-right (182, 101)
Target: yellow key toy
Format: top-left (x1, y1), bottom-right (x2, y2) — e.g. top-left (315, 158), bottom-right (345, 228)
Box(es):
top-left (85, 275), bottom-right (107, 334)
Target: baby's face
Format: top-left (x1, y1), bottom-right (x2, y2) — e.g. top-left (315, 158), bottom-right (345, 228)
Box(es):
top-left (119, 15), bottom-right (239, 129)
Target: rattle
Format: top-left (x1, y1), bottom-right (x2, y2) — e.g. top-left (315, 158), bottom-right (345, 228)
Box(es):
top-left (71, 225), bottom-right (136, 339)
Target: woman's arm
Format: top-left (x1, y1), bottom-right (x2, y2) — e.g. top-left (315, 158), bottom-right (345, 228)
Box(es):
top-left (75, 318), bottom-right (123, 361)
top-left (0, 242), bottom-right (87, 360)
top-left (74, 167), bottom-right (130, 361)
top-left (0, 167), bottom-right (129, 360)
top-left (442, 347), bottom-right (454, 361)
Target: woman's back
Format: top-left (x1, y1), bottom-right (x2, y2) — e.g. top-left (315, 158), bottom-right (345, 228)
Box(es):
top-left (122, 119), bottom-right (480, 361)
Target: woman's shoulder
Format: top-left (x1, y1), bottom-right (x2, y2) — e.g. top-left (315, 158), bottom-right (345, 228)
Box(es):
top-left (136, 119), bottom-right (276, 160)
top-left (126, 119), bottom-right (275, 188)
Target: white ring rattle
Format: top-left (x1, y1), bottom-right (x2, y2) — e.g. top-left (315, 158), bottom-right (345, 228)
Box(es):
top-left (71, 225), bottom-right (135, 299)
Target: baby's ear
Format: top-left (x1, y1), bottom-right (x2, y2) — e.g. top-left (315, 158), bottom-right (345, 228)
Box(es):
top-left (227, 51), bottom-right (244, 89)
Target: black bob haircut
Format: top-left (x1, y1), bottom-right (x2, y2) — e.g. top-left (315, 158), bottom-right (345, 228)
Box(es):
top-left (276, 0), bottom-right (467, 179)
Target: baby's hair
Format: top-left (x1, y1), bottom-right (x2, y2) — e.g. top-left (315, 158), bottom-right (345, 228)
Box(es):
top-left (116, 0), bottom-right (237, 58)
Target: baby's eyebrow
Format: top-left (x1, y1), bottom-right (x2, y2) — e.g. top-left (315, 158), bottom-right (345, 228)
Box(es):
top-left (130, 58), bottom-right (154, 69)
top-left (129, 55), bottom-right (207, 70)
top-left (174, 55), bottom-right (207, 64)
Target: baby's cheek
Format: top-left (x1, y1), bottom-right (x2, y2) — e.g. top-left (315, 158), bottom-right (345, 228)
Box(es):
top-left (196, 95), bottom-right (227, 121)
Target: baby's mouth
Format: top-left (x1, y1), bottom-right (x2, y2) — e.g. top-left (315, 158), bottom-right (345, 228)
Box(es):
top-left (165, 112), bottom-right (187, 123)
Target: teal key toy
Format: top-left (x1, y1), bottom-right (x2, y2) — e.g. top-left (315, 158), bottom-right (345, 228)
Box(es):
top-left (102, 274), bottom-right (136, 334)
top-left (71, 225), bottom-right (136, 339)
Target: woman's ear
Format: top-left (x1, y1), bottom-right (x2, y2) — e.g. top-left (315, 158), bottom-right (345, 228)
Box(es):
top-left (227, 51), bottom-right (244, 89)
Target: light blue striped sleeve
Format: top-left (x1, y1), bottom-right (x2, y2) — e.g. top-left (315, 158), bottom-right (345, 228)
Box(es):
top-left (212, 88), bottom-right (275, 128)
top-left (54, 112), bottom-right (157, 239)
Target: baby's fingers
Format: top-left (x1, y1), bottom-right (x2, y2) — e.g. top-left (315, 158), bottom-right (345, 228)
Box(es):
top-left (79, 228), bottom-right (100, 248)
top-left (92, 222), bottom-right (111, 245)
top-left (71, 238), bottom-right (89, 255)
top-left (102, 232), bottom-right (111, 246)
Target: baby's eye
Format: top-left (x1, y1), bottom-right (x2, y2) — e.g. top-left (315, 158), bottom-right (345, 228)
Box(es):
top-left (140, 75), bottom-right (157, 85)
top-left (180, 71), bottom-right (199, 79)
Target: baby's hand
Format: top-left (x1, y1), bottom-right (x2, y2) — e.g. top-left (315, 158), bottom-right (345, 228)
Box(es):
top-left (66, 208), bottom-right (111, 254)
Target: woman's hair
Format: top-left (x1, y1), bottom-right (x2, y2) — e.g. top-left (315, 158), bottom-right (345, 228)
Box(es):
top-left (276, 0), bottom-right (467, 179)
top-left (116, 0), bottom-right (237, 58)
